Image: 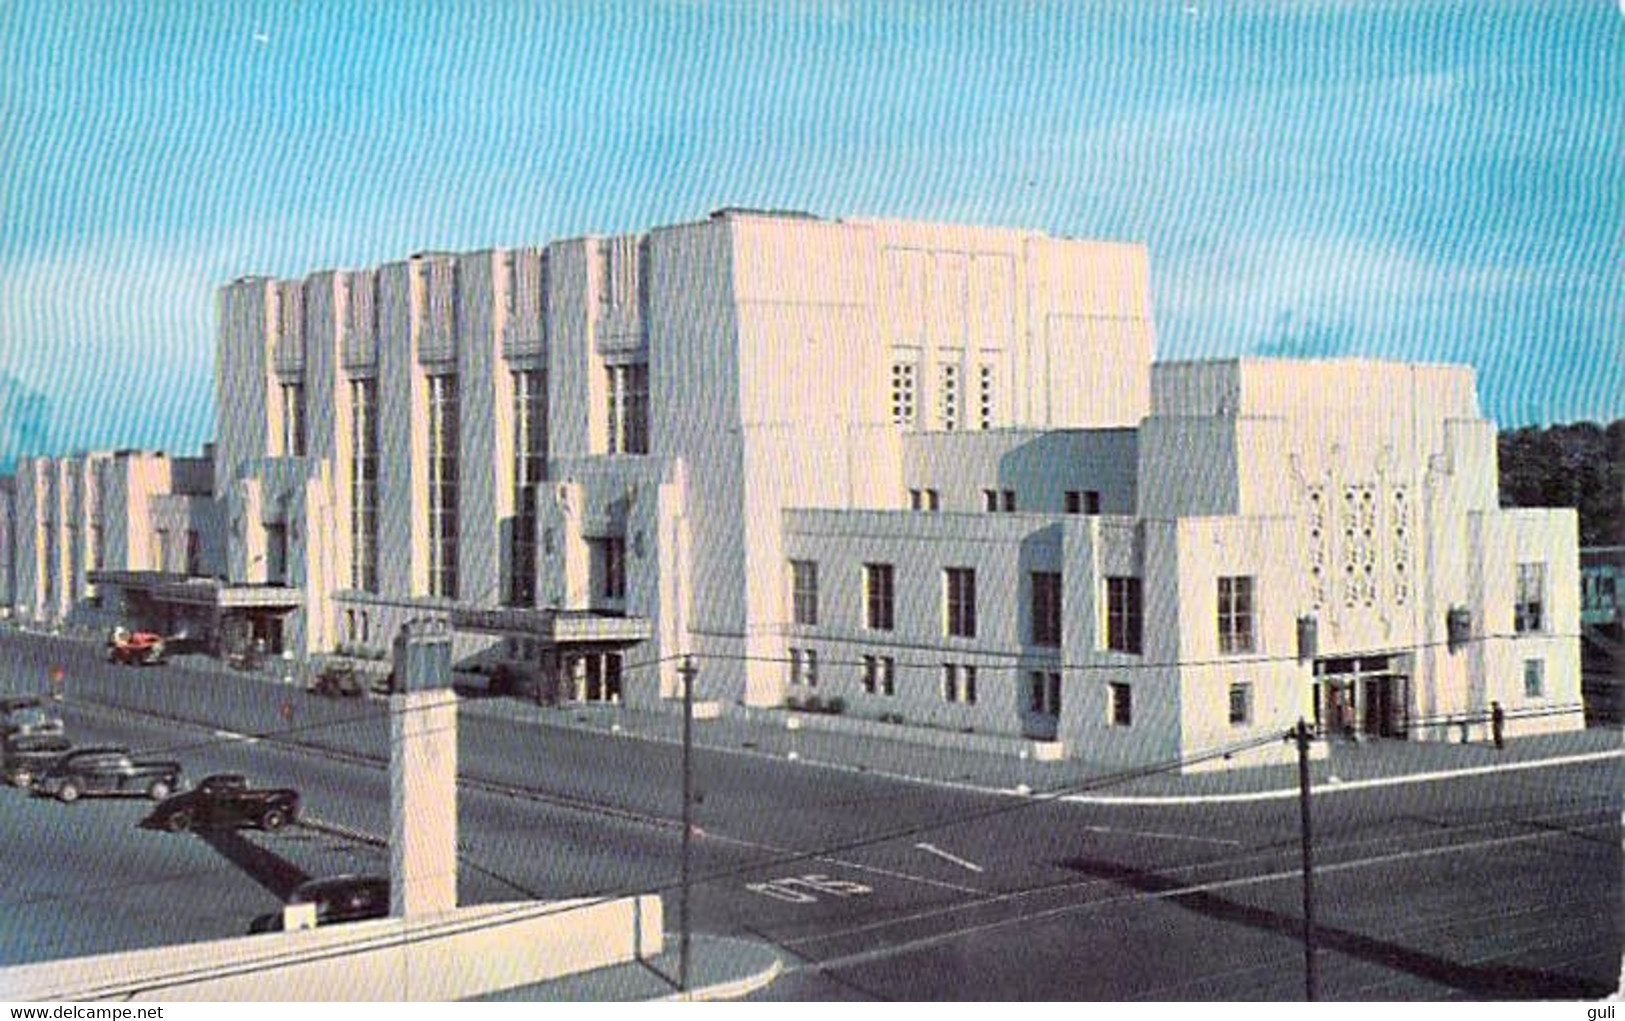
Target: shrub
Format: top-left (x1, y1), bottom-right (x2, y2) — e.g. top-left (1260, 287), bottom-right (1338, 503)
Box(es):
top-left (826, 696), bottom-right (846, 715)
top-left (803, 694), bottom-right (824, 713)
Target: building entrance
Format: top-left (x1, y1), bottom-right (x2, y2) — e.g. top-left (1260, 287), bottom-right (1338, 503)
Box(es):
top-left (1314, 655), bottom-right (1410, 739)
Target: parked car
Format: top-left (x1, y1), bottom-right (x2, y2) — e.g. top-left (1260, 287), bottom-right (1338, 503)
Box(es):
top-left (2, 732), bottom-right (72, 787)
top-left (1, 704), bottom-right (63, 738)
top-left (248, 875), bottom-right (390, 933)
top-left (31, 746), bottom-right (182, 803)
top-left (107, 627), bottom-right (167, 666)
top-left (140, 773), bottom-right (300, 833)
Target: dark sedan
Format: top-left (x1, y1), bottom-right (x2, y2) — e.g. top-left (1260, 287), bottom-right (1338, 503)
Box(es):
top-left (249, 875), bottom-right (390, 933)
top-left (2, 733), bottom-right (72, 787)
top-left (32, 747), bottom-right (183, 803)
top-left (140, 774), bottom-right (300, 833)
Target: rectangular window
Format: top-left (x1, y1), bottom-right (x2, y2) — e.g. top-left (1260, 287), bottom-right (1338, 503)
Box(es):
top-left (864, 563), bottom-right (895, 631)
top-left (509, 369), bottom-right (547, 606)
top-left (606, 363), bottom-right (650, 454)
top-left (281, 383), bottom-right (307, 457)
top-left (1031, 571), bottom-right (1062, 647)
top-left (1218, 576), bottom-right (1255, 654)
top-left (155, 528), bottom-right (170, 573)
top-left (350, 378), bottom-right (379, 593)
top-left (977, 363), bottom-right (996, 430)
top-left (594, 537), bottom-right (626, 601)
top-left (891, 361), bottom-right (916, 427)
top-left (909, 489), bottom-right (922, 511)
top-left (1106, 577), bottom-right (1144, 654)
top-left (1066, 490), bottom-right (1102, 515)
top-left (185, 530), bottom-right (201, 576)
top-left (983, 489), bottom-right (999, 513)
top-left (1002, 490), bottom-right (1015, 512)
top-left (1229, 682), bottom-right (1252, 726)
top-left (427, 373), bottom-right (460, 599)
top-left (791, 559), bottom-right (819, 627)
top-left (941, 663), bottom-right (977, 704)
top-left (1030, 670), bottom-right (1061, 716)
top-left (88, 524), bottom-right (103, 571)
top-left (1109, 682), bottom-right (1133, 726)
top-left (1523, 658), bottom-right (1544, 699)
top-left (925, 489), bottom-right (939, 511)
top-left (939, 364), bottom-right (959, 431)
top-left (1515, 563), bottom-right (1545, 633)
top-left (789, 647), bottom-right (818, 687)
top-left (944, 567), bottom-right (977, 638)
top-left (862, 654), bottom-right (896, 696)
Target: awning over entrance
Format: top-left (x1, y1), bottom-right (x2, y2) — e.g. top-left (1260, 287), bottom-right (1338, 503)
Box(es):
top-left (449, 607), bottom-right (652, 645)
top-left (90, 571), bottom-right (303, 610)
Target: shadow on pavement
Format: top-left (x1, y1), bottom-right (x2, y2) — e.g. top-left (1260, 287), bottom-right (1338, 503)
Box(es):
top-left (196, 828), bottom-right (311, 901)
top-left (1056, 855), bottom-right (1610, 999)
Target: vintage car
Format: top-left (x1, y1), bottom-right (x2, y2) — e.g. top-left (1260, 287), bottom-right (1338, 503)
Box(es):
top-left (106, 627), bottom-right (167, 666)
top-left (140, 773), bottom-right (300, 833)
top-left (1, 732), bottom-right (72, 787)
top-left (0, 694), bottom-right (43, 714)
top-left (248, 875), bottom-right (389, 933)
top-left (31, 746), bottom-right (182, 803)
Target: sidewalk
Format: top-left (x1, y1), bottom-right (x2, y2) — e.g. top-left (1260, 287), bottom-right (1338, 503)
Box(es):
top-left (473, 934), bottom-right (781, 1001)
top-left (458, 692), bottom-right (1621, 804)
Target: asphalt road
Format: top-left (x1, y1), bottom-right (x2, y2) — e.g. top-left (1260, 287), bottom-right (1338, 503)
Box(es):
top-left (1, 631), bottom-right (1618, 1000)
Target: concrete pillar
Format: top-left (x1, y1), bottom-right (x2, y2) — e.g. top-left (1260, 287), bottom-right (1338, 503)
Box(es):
top-left (389, 619), bottom-right (458, 918)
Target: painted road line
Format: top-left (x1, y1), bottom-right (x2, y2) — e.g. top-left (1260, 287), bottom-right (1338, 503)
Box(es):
top-left (1060, 749), bottom-right (1625, 806)
top-left (794, 821), bottom-right (1615, 978)
top-left (1083, 824), bottom-right (1242, 847)
top-left (212, 729), bottom-right (259, 744)
top-left (914, 842), bottom-right (985, 873)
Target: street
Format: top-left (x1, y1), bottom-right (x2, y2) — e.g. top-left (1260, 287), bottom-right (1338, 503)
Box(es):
top-left (1, 631), bottom-right (1618, 1000)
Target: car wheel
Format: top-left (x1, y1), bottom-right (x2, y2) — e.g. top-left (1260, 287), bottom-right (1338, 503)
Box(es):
top-left (57, 780), bottom-right (81, 804)
top-left (165, 810), bottom-right (192, 833)
top-left (260, 807), bottom-right (287, 832)
top-left (147, 779), bottom-right (173, 801)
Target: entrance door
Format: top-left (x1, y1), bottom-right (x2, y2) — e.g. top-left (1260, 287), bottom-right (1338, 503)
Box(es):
top-left (1361, 675), bottom-right (1408, 738)
top-left (1321, 680), bottom-right (1356, 738)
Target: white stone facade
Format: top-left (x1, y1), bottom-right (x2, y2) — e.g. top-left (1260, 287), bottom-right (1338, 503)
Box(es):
top-left (1, 211), bottom-right (1582, 767)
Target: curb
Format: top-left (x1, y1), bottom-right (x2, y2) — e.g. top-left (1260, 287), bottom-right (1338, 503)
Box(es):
top-left (1055, 748), bottom-right (1625, 806)
top-left (651, 946), bottom-right (784, 1002)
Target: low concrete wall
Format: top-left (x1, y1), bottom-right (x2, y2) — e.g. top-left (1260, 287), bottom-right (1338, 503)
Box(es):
top-left (0, 896), bottom-right (662, 1002)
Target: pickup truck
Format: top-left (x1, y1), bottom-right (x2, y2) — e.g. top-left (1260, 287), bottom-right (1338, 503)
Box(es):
top-left (32, 747), bottom-right (183, 803)
top-left (140, 773), bottom-right (300, 833)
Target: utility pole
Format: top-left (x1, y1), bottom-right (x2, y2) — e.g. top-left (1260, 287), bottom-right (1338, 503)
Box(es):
top-left (1295, 718), bottom-right (1319, 1001)
top-left (678, 654), bottom-right (697, 995)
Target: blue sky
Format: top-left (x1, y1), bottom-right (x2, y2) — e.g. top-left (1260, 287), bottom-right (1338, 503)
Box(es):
top-left (1, 0), bottom-right (1620, 467)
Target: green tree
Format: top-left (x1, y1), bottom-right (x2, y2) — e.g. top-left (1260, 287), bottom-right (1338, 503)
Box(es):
top-left (1498, 420), bottom-right (1623, 547)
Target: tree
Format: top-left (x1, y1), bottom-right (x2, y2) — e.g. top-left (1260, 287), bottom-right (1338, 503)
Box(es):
top-left (1498, 420), bottom-right (1623, 547)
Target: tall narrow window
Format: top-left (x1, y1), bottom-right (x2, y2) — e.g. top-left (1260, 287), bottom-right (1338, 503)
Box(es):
top-left (607, 363), bottom-right (650, 454)
top-left (944, 567), bottom-right (977, 639)
top-left (88, 524), bottom-right (103, 571)
top-left (1030, 671), bottom-right (1061, 716)
top-left (939, 364), bottom-right (960, 431)
top-left (1218, 576), bottom-right (1255, 654)
top-left (155, 528), bottom-right (171, 573)
top-left (427, 374), bottom-right (460, 599)
top-left (1031, 572), bottom-right (1062, 647)
top-left (891, 361), bottom-right (916, 426)
top-left (509, 369), bottom-right (547, 606)
top-left (1228, 682), bottom-right (1252, 726)
top-left (185, 530), bottom-right (201, 576)
top-left (863, 655), bottom-right (896, 696)
top-left (1515, 563), bottom-right (1545, 633)
top-left (1106, 577), bottom-right (1143, 654)
top-left (978, 363), bottom-right (996, 430)
top-left (791, 560), bottom-right (819, 627)
top-left (350, 378), bottom-right (378, 592)
top-left (281, 383), bottom-right (307, 457)
top-left (1109, 682), bottom-right (1133, 726)
top-left (865, 563), bottom-right (895, 631)
top-left (593, 537), bottom-right (626, 601)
